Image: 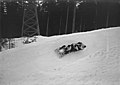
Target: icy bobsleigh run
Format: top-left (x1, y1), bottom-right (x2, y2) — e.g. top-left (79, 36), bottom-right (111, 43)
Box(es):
top-left (55, 42), bottom-right (86, 58)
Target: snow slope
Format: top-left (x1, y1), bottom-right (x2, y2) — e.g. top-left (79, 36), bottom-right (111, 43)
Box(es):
top-left (0, 27), bottom-right (120, 85)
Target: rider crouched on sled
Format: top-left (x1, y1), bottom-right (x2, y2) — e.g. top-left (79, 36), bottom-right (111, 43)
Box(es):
top-left (55, 42), bottom-right (86, 58)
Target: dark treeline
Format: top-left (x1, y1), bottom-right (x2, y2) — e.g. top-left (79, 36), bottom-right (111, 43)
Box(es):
top-left (0, 0), bottom-right (120, 38)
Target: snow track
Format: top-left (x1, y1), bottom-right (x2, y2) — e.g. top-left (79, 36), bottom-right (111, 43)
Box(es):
top-left (0, 27), bottom-right (120, 85)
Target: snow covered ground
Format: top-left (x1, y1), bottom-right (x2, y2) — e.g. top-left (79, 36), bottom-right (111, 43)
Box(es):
top-left (0, 27), bottom-right (120, 85)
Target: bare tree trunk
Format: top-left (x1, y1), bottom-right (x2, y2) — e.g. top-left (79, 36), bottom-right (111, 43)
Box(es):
top-left (79, 16), bottom-right (82, 32)
top-left (72, 2), bottom-right (76, 33)
top-left (0, 2), bottom-right (2, 38)
top-left (59, 16), bottom-right (62, 35)
top-left (65, 5), bottom-right (69, 34)
top-left (106, 11), bottom-right (109, 28)
top-left (46, 13), bottom-right (49, 36)
top-left (94, 0), bottom-right (98, 30)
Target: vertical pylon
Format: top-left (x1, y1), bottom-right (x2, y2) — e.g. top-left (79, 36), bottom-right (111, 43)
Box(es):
top-left (22, 0), bottom-right (40, 37)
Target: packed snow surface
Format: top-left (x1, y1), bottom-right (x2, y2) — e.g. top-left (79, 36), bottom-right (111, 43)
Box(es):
top-left (0, 27), bottom-right (120, 85)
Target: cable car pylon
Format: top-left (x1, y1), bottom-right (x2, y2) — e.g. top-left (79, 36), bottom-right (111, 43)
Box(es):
top-left (22, 0), bottom-right (40, 37)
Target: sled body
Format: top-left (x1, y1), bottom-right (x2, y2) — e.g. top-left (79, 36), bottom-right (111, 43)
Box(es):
top-left (55, 42), bottom-right (86, 58)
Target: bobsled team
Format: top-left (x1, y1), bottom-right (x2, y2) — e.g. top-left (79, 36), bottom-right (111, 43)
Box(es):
top-left (55, 42), bottom-right (86, 58)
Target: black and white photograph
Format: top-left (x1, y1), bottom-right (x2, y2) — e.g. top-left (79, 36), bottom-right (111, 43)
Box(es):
top-left (0, 0), bottom-right (120, 85)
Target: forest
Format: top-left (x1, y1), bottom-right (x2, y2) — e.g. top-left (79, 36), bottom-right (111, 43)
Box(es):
top-left (0, 0), bottom-right (120, 38)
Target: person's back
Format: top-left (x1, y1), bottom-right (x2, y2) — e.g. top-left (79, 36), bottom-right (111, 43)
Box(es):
top-left (77, 42), bottom-right (86, 50)
top-left (77, 42), bottom-right (82, 45)
top-left (59, 45), bottom-right (66, 50)
top-left (64, 45), bottom-right (71, 54)
top-left (70, 44), bottom-right (76, 52)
